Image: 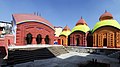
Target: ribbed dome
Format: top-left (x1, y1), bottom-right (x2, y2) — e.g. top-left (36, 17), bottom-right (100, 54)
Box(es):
top-left (60, 25), bottom-right (71, 36)
top-left (99, 11), bottom-right (113, 21)
top-left (71, 17), bottom-right (90, 33)
top-left (76, 17), bottom-right (87, 26)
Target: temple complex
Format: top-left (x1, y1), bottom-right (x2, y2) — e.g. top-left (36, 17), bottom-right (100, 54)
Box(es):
top-left (1, 11), bottom-right (120, 66)
top-left (0, 11), bottom-right (120, 48)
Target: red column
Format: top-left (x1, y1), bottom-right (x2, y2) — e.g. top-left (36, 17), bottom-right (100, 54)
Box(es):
top-left (41, 38), bottom-right (45, 44)
top-left (32, 37), bottom-right (37, 44)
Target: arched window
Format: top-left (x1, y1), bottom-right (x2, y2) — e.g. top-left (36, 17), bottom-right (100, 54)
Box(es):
top-left (45, 35), bottom-right (50, 44)
top-left (26, 33), bottom-right (32, 44)
top-left (36, 34), bottom-right (42, 44)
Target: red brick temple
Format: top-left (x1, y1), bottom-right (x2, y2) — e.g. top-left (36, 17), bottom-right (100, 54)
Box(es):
top-left (92, 11), bottom-right (120, 48)
top-left (59, 25), bottom-right (71, 46)
top-left (69, 17), bottom-right (90, 46)
top-left (12, 14), bottom-right (55, 45)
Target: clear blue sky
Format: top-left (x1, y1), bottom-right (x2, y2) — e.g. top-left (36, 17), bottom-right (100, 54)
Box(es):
top-left (0, 0), bottom-right (120, 29)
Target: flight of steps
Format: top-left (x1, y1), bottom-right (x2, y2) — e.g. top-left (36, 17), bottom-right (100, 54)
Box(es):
top-left (47, 46), bottom-right (69, 56)
top-left (5, 45), bottom-right (68, 66)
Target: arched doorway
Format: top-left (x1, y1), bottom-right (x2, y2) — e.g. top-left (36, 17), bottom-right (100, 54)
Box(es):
top-left (103, 38), bottom-right (107, 46)
top-left (45, 35), bottom-right (50, 44)
top-left (76, 38), bottom-right (79, 46)
top-left (26, 33), bottom-right (32, 44)
top-left (76, 35), bottom-right (80, 46)
top-left (36, 34), bottom-right (42, 44)
top-left (103, 33), bottom-right (107, 47)
top-left (62, 39), bottom-right (64, 45)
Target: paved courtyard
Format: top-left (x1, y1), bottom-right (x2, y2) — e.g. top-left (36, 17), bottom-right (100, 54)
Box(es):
top-left (14, 52), bottom-right (120, 67)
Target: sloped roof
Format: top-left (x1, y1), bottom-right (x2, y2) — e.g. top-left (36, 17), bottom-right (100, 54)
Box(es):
top-left (71, 25), bottom-right (90, 33)
top-left (76, 17), bottom-right (87, 26)
top-left (71, 17), bottom-right (90, 33)
top-left (60, 25), bottom-right (71, 36)
top-left (92, 20), bottom-right (120, 32)
top-left (99, 11), bottom-right (113, 21)
top-left (60, 31), bottom-right (71, 36)
top-left (62, 25), bottom-right (71, 31)
top-left (12, 14), bottom-right (54, 29)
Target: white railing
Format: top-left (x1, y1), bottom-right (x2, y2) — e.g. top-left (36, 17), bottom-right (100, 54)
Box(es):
top-left (8, 44), bottom-right (62, 49)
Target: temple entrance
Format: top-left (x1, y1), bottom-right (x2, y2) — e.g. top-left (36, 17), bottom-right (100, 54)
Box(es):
top-left (36, 34), bottom-right (42, 44)
top-left (103, 38), bottom-right (107, 46)
top-left (45, 35), bottom-right (50, 44)
top-left (26, 33), bottom-right (32, 44)
top-left (76, 38), bottom-right (80, 46)
top-left (62, 39), bottom-right (64, 45)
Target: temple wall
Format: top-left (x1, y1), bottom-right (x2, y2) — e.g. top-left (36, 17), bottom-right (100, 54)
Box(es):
top-left (69, 31), bottom-right (87, 46)
top-left (16, 22), bottom-right (55, 45)
top-left (93, 26), bottom-right (120, 48)
top-left (0, 34), bottom-right (14, 59)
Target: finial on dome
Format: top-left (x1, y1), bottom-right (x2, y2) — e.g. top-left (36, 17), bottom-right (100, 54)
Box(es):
top-left (99, 11), bottom-right (113, 21)
top-left (105, 10), bottom-right (107, 13)
top-left (75, 17), bottom-right (87, 26)
top-left (81, 16), bottom-right (83, 19)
